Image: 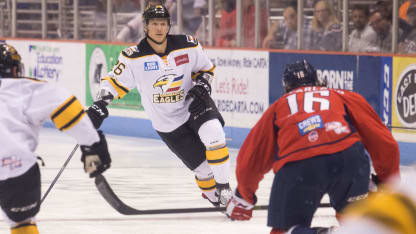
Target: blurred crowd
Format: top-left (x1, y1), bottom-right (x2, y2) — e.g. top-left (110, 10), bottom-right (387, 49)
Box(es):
top-left (2, 0), bottom-right (416, 54)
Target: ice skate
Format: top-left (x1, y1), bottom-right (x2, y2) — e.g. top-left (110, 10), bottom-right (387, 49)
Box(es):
top-left (216, 183), bottom-right (232, 206)
top-left (202, 191), bottom-right (220, 207)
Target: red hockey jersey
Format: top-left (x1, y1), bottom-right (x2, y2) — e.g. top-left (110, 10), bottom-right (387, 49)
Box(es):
top-left (236, 86), bottom-right (400, 204)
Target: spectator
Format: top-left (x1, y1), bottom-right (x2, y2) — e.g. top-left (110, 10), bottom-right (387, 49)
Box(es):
top-left (112, 0), bottom-right (141, 13)
top-left (348, 5), bottom-right (377, 52)
top-left (165, 0), bottom-right (206, 35)
top-left (308, 0), bottom-right (342, 51)
top-left (263, 1), bottom-right (312, 50)
top-left (215, 0), bottom-right (236, 47)
top-left (216, 0), bottom-right (268, 48)
top-left (368, 9), bottom-right (403, 53)
top-left (376, 0), bottom-right (412, 41)
top-left (399, 5), bottom-right (416, 54)
top-left (399, 0), bottom-right (416, 23)
top-left (115, 0), bottom-right (163, 43)
top-left (90, 0), bottom-right (107, 40)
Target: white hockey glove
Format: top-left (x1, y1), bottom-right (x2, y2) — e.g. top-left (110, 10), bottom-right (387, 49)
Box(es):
top-left (226, 189), bottom-right (256, 221)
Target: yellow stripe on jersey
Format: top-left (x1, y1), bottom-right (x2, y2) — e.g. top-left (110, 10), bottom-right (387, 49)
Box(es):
top-left (191, 66), bottom-right (215, 81)
top-left (200, 65), bottom-right (215, 74)
top-left (11, 223), bottom-right (39, 234)
top-left (101, 76), bottom-right (129, 99)
top-left (206, 147), bottom-right (229, 165)
top-left (50, 96), bottom-right (85, 131)
top-left (195, 176), bottom-right (216, 191)
top-left (343, 191), bottom-right (416, 234)
top-left (22, 77), bottom-right (46, 82)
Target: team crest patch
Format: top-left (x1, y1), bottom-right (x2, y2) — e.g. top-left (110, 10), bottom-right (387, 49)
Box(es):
top-left (153, 74), bottom-right (185, 103)
top-left (153, 74), bottom-right (184, 93)
top-left (308, 131), bottom-right (319, 142)
top-left (174, 54), bottom-right (189, 66)
top-left (144, 61), bottom-right (159, 71)
top-left (298, 115), bottom-right (323, 136)
top-left (186, 35), bottom-right (198, 44)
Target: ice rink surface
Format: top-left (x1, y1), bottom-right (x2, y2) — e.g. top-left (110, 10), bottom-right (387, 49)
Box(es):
top-left (0, 128), bottom-right (342, 234)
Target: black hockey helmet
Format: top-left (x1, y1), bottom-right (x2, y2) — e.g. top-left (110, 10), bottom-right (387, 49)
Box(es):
top-left (0, 43), bottom-right (23, 78)
top-left (143, 4), bottom-right (170, 25)
top-left (282, 60), bottom-right (318, 93)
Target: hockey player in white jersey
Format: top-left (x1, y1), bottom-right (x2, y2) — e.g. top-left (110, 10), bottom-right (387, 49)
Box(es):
top-left (0, 44), bottom-right (111, 234)
top-left (335, 172), bottom-right (416, 234)
top-left (86, 4), bottom-right (232, 206)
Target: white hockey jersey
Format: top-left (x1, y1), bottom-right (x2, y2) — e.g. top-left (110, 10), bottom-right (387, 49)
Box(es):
top-left (0, 78), bottom-right (99, 180)
top-left (100, 35), bottom-right (215, 132)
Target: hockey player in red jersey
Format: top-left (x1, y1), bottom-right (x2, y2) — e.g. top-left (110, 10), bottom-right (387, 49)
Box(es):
top-left (0, 43), bottom-right (111, 234)
top-left (86, 5), bottom-right (232, 206)
top-left (225, 60), bottom-right (400, 234)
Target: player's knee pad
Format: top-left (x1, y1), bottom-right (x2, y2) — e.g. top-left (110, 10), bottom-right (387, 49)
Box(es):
top-left (198, 119), bottom-right (226, 149)
top-left (11, 223), bottom-right (39, 234)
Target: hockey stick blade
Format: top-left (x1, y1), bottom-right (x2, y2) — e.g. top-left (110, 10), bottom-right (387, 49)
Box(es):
top-left (95, 174), bottom-right (330, 215)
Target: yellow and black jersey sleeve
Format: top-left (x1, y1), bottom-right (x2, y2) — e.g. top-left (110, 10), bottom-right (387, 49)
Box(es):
top-left (343, 191), bottom-right (416, 234)
top-left (101, 76), bottom-right (130, 99)
top-left (50, 96), bottom-right (86, 131)
top-left (191, 66), bottom-right (215, 81)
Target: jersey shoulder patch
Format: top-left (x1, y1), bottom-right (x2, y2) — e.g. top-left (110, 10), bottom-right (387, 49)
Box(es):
top-left (169, 34), bottom-right (200, 50)
top-left (185, 35), bottom-right (198, 45)
top-left (121, 46), bottom-right (141, 58)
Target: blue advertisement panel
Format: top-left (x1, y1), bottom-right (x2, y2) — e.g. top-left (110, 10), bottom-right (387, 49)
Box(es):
top-left (269, 52), bottom-right (357, 104)
top-left (356, 56), bottom-right (384, 117)
top-left (380, 57), bottom-right (393, 126)
top-left (270, 52), bottom-right (384, 117)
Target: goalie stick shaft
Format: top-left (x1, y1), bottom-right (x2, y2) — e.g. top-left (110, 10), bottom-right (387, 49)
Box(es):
top-left (95, 174), bottom-right (331, 215)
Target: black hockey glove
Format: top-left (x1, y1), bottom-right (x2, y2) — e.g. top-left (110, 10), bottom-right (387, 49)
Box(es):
top-left (186, 75), bottom-right (212, 115)
top-left (87, 100), bottom-right (109, 129)
top-left (80, 130), bottom-right (111, 178)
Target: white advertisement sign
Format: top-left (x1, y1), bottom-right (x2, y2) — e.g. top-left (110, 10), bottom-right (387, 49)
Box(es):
top-left (206, 49), bottom-right (269, 128)
top-left (6, 40), bottom-right (86, 104)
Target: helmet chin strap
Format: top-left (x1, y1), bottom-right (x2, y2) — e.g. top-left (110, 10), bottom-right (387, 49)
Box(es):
top-left (144, 25), bottom-right (170, 45)
top-left (146, 33), bottom-right (167, 45)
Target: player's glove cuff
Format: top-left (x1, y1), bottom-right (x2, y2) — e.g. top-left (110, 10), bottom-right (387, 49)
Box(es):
top-left (226, 189), bottom-right (256, 221)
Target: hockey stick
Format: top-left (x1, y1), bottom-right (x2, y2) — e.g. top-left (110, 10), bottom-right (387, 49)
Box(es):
top-left (41, 144), bottom-right (79, 204)
top-left (95, 174), bottom-right (331, 215)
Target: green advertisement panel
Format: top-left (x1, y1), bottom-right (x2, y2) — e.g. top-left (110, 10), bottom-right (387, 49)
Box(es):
top-left (86, 44), bottom-right (143, 110)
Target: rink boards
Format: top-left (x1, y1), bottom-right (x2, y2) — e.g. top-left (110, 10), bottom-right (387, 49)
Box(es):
top-left (4, 38), bottom-right (416, 163)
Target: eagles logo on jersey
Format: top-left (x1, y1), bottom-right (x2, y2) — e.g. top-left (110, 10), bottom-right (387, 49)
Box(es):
top-left (153, 74), bottom-right (184, 103)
